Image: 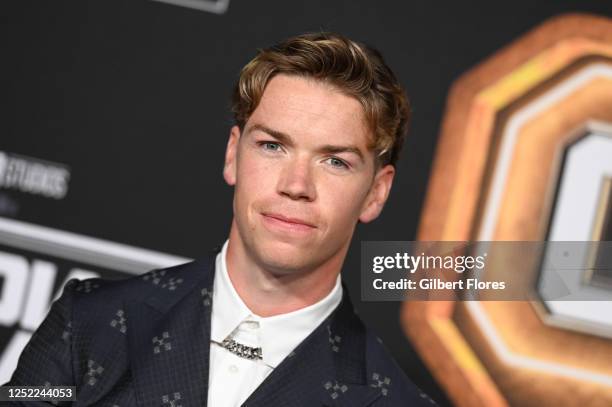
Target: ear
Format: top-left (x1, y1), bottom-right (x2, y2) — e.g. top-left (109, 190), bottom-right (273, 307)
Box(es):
top-left (223, 125), bottom-right (241, 186)
top-left (358, 164), bottom-right (395, 223)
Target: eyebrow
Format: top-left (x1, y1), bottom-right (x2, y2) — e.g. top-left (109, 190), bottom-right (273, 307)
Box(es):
top-left (246, 123), bottom-right (366, 162)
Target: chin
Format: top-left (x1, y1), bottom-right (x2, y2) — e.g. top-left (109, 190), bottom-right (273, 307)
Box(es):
top-left (250, 238), bottom-right (319, 275)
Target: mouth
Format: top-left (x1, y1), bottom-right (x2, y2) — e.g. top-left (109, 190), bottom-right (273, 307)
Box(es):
top-left (261, 212), bottom-right (317, 233)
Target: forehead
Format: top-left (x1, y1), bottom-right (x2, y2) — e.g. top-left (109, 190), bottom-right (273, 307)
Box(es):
top-left (247, 74), bottom-right (372, 148)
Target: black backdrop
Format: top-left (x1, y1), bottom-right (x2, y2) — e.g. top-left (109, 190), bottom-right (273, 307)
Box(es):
top-left (2, 1), bottom-right (612, 405)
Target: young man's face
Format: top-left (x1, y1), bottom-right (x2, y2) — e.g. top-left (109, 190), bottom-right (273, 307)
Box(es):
top-left (224, 74), bottom-right (395, 275)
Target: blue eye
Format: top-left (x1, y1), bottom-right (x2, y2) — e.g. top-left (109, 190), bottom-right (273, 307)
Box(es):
top-left (327, 157), bottom-right (349, 169)
top-left (260, 142), bottom-right (281, 152)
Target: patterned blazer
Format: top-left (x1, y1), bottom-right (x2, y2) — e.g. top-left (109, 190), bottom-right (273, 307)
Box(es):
top-left (7, 251), bottom-right (438, 406)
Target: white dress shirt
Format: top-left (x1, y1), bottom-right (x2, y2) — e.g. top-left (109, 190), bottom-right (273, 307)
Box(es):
top-left (207, 241), bottom-right (343, 407)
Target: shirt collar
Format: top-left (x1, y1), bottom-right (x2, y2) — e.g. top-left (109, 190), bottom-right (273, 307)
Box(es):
top-left (210, 240), bottom-right (343, 368)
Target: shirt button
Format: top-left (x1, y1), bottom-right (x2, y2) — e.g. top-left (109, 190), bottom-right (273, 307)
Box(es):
top-left (229, 365), bottom-right (239, 373)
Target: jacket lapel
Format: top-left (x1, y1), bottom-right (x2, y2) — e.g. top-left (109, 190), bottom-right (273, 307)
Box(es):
top-left (126, 255), bottom-right (216, 407)
top-left (243, 286), bottom-right (382, 407)
top-left (125, 254), bottom-right (381, 407)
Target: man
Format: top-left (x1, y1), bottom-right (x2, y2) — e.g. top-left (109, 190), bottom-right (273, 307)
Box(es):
top-left (7, 33), bottom-right (438, 406)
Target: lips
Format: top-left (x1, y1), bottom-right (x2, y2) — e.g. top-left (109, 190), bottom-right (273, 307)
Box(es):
top-left (262, 212), bottom-right (317, 228)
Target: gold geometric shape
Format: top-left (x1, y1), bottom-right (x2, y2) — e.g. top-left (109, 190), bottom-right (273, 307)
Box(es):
top-left (403, 13), bottom-right (612, 407)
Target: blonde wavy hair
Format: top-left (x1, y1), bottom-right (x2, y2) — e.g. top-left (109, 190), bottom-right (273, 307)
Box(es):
top-left (231, 32), bottom-right (411, 167)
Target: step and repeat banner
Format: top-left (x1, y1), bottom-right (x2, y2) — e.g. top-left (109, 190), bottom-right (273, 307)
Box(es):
top-left (2, 1), bottom-right (612, 406)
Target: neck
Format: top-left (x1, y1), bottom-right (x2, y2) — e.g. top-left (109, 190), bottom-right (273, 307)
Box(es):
top-left (225, 222), bottom-right (347, 317)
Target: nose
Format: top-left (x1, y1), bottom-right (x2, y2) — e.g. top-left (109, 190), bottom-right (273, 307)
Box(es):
top-left (277, 156), bottom-right (316, 202)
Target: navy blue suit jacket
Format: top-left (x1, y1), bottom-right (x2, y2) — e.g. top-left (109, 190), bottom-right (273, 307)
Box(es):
top-left (8, 251), bottom-right (438, 406)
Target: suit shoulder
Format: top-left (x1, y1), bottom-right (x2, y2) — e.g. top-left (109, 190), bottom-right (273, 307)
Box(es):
top-left (68, 258), bottom-right (211, 311)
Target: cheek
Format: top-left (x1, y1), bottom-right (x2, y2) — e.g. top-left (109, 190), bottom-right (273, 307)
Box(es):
top-left (236, 146), bottom-right (279, 180)
top-left (234, 153), bottom-right (277, 208)
top-left (319, 178), bottom-right (370, 228)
